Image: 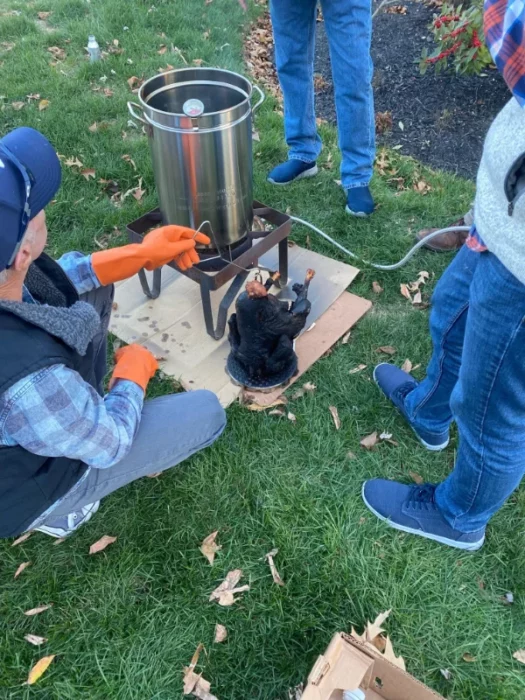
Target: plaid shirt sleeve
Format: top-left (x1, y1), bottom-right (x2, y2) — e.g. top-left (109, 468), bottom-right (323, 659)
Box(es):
top-left (56, 252), bottom-right (101, 295)
top-left (0, 366), bottom-right (144, 469)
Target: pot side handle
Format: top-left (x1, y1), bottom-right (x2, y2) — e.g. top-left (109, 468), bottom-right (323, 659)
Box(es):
top-left (127, 101), bottom-right (148, 126)
top-left (251, 85), bottom-right (265, 114)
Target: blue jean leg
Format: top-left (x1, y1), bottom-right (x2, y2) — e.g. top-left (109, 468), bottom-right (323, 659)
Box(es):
top-left (435, 253), bottom-right (525, 532)
top-left (270, 0), bottom-right (322, 164)
top-left (321, 0), bottom-right (375, 188)
top-left (404, 245), bottom-right (478, 437)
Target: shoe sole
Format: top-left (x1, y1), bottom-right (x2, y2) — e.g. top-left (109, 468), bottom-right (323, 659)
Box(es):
top-left (267, 165), bottom-right (318, 185)
top-left (34, 501), bottom-right (100, 538)
top-left (362, 483), bottom-right (485, 551)
top-left (345, 205), bottom-right (372, 218)
top-left (373, 364), bottom-right (449, 452)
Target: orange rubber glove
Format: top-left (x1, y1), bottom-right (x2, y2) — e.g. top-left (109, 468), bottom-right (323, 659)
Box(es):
top-left (91, 225), bottom-right (211, 286)
top-left (110, 344), bottom-right (159, 392)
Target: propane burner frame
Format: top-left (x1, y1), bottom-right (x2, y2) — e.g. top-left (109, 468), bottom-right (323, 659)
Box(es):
top-left (126, 201), bottom-right (292, 340)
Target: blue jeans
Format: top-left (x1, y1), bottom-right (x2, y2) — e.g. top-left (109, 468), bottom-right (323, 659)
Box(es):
top-left (270, 0), bottom-right (375, 189)
top-left (404, 246), bottom-right (525, 532)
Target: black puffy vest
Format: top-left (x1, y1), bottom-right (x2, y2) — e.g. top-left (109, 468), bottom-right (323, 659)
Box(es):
top-left (0, 254), bottom-right (95, 538)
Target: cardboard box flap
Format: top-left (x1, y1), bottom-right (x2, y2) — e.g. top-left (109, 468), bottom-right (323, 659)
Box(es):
top-left (302, 634), bottom-right (444, 700)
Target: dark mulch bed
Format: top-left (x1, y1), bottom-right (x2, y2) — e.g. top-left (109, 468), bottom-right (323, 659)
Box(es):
top-left (314, 0), bottom-right (510, 178)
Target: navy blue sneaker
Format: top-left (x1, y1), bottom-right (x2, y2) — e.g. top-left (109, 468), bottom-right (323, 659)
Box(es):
top-left (345, 185), bottom-right (375, 217)
top-left (374, 363), bottom-right (449, 451)
top-left (362, 479), bottom-right (485, 551)
top-left (267, 159), bottom-right (318, 185)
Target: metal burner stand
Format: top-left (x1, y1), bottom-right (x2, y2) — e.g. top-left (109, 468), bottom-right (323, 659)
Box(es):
top-left (126, 201), bottom-right (292, 340)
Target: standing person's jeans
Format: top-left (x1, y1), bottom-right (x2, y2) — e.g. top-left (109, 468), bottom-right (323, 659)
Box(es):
top-left (404, 246), bottom-right (525, 532)
top-left (270, 0), bottom-right (375, 189)
top-left (40, 285), bottom-right (226, 524)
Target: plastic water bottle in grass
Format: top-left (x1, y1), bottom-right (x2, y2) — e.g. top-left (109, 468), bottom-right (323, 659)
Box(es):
top-left (343, 691), bottom-right (366, 700)
top-left (87, 35), bottom-right (101, 62)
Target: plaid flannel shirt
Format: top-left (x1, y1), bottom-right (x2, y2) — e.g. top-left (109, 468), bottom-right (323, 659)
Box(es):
top-left (466, 0), bottom-right (525, 252)
top-left (0, 252), bottom-right (144, 471)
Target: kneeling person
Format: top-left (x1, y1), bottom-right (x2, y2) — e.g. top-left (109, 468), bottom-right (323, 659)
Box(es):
top-left (0, 127), bottom-right (226, 540)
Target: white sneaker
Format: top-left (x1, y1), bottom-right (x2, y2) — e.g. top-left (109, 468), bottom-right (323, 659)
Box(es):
top-left (34, 501), bottom-right (101, 538)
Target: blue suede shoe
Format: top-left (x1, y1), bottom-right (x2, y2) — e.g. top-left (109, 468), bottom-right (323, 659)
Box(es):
top-left (267, 159), bottom-right (318, 185)
top-left (345, 186), bottom-right (375, 217)
top-left (374, 363), bottom-right (449, 451)
top-left (362, 479), bottom-right (485, 551)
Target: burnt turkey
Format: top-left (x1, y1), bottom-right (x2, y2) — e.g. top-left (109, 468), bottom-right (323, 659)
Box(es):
top-left (228, 269), bottom-right (315, 382)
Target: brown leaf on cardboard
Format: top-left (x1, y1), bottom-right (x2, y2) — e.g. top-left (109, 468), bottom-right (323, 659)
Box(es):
top-left (14, 561), bottom-right (31, 579)
top-left (214, 624), bottom-right (227, 643)
top-left (12, 531), bottom-right (32, 547)
top-left (38, 99), bottom-right (50, 111)
top-left (376, 346), bottom-right (396, 356)
top-left (89, 535), bottom-right (117, 554)
top-left (328, 405), bottom-right (341, 430)
top-left (209, 569), bottom-right (249, 606)
top-left (462, 652), bottom-right (476, 663)
top-left (81, 168), bottom-right (96, 181)
top-left (265, 548), bottom-right (285, 586)
top-left (372, 281), bottom-right (383, 294)
top-left (25, 654), bottom-right (56, 685)
top-left (400, 283), bottom-right (412, 301)
top-left (409, 471), bottom-right (424, 485)
top-left (365, 609), bottom-right (392, 641)
top-left (360, 432), bottom-right (378, 450)
top-left (383, 635), bottom-right (406, 671)
top-left (513, 649), bottom-right (525, 664)
top-left (24, 604), bottom-right (52, 616)
top-left (200, 531), bottom-right (222, 566)
top-left (24, 634), bottom-right (47, 646)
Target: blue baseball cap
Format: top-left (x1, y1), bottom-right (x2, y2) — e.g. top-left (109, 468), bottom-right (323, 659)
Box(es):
top-left (0, 127), bottom-right (62, 272)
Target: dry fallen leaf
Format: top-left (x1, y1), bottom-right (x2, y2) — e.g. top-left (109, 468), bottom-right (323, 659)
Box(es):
top-left (269, 409), bottom-right (285, 417)
top-left (287, 411), bottom-right (297, 423)
top-left (12, 532), bottom-right (32, 547)
top-left (38, 99), bottom-right (50, 112)
top-left (214, 624), bottom-right (227, 643)
top-left (360, 432), bottom-right (379, 450)
top-left (209, 569), bottom-right (249, 606)
top-left (462, 652), bottom-right (477, 663)
top-left (265, 548), bottom-right (285, 586)
top-left (246, 398), bottom-right (286, 412)
top-left (132, 177), bottom-right (145, 202)
top-left (24, 634), bottom-right (47, 646)
top-left (365, 609), bottom-right (392, 641)
top-left (347, 451), bottom-right (357, 460)
top-left (502, 592), bottom-right (514, 605)
top-left (376, 346), bottom-right (396, 356)
top-left (81, 168), bottom-right (96, 181)
top-left (328, 405), bottom-right (341, 430)
top-left (122, 153), bottom-right (137, 170)
top-left (372, 281), bottom-right (383, 294)
top-left (440, 668), bottom-right (452, 680)
top-left (252, 129), bottom-right (260, 142)
top-left (157, 44), bottom-right (168, 55)
top-left (382, 635), bottom-right (406, 671)
top-left (351, 610), bottom-right (405, 669)
top-left (127, 75), bottom-right (144, 91)
top-left (14, 561), bottom-right (31, 579)
top-left (25, 655), bottom-right (56, 685)
top-left (513, 649), bottom-right (525, 664)
top-left (401, 359), bottom-right (413, 373)
top-left (12, 101), bottom-right (25, 111)
top-left (47, 46), bottom-right (66, 61)
top-left (64, 157), bottom-right (83, 168)
top-left (53, 537), bottom-right (66, 546)
top-left (400, 283), bottom-right (412, 301)
top-left (200, 531), bottom-right (222, 566)
top-left (341, 331), bottom-right (352, 344)
top-left (24, 604), bottom-right (52, 616)
top-left (349, 364), bottom-right (367, 375)
top-left (38, 11), bottom-right (52, 20)
top-left (409, 471), bottom-right (424, 485)
top-left (89, 535), bottom-right (117, 555)
top-left (88, 122), bottom-right (98, 132)
top-left (412, 290), bottom-right (422, 305)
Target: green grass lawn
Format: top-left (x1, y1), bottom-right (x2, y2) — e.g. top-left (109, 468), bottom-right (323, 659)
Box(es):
top-left (2, 0), bottom-right (525, 698)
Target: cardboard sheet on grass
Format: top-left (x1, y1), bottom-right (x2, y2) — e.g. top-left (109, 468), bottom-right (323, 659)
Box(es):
top-left (110, 244), bottom-right (371, 407)
top-left (302, 633), bottom-right (444, 700)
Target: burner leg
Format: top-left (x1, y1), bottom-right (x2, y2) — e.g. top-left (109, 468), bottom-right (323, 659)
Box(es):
top-left (201, 271), bottom-right (250, 340)
top-left (138, 268), bottom-right (162, 299)
top-left (278, 238), bottom-right (289, 288)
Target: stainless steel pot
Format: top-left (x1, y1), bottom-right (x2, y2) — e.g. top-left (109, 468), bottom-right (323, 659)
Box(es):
top-left (128, 67), bottom-right (264, 249)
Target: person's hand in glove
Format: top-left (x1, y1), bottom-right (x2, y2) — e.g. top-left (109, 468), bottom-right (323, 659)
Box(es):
top-left (110, 344), bottom-right (159, 393)
top-left (91, 225), bottom-right (211, 286)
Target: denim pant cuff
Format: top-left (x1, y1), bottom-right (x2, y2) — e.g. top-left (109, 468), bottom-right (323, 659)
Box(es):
top-left (289, 154), bottom-right (318, 165)
top-left (343, 182), bottom-right (371, 190)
